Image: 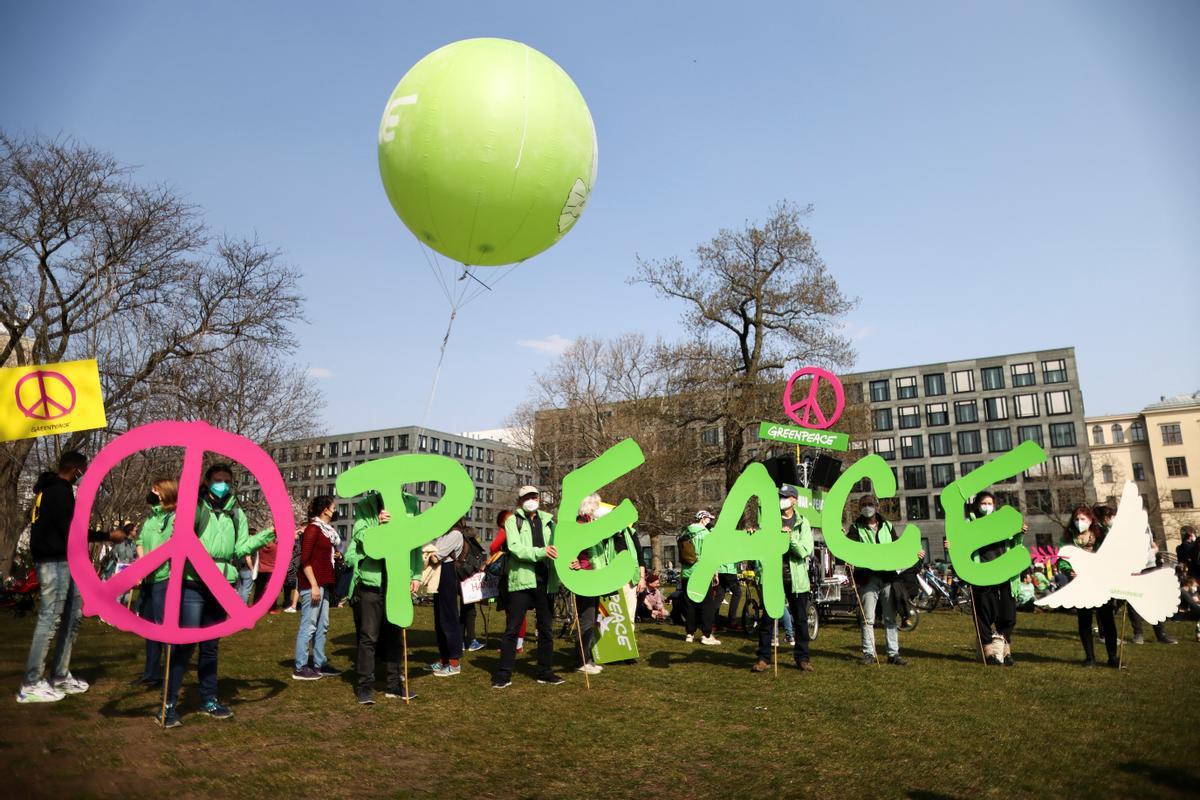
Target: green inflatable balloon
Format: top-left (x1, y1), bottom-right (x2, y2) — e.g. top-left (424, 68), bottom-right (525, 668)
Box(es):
top-left (378, 38), bottom-right (598, 266)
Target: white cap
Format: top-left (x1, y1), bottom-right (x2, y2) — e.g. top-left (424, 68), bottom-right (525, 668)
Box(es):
top-left (518, 485), bottom-right (539, 498)
top-left (695, 510), bottom-right (714, 521)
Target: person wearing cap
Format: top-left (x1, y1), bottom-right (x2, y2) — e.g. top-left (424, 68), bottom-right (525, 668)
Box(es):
top-left (491, 486), bottom-right (563, 688)
top-left (847, 494), bottom-right (907, 666)
top-left (679, 511), bottom-right (721, 646)
top-left (752, 484), bottom-right (815, 672)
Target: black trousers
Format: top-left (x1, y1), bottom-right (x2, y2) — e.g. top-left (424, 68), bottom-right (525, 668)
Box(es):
top-left (252, 571), bottom-right (275, 608)
top-left (684, 577), bottom-right (717, 636)
top-left (717, 573), bottom-right (742, 626)
top-left (1077, 601), bottom-right (1118, 662)
top-left (495, 585), bottom-right (555, 680)
top-left (459, 597), bottom-right (478, 643)
top-left (433, 562), bottom-right (464, 662)
top-left (972, 584), bottom-right (1017, 644)
top-left (352, 585), bottom-right (404, 692)
top-left (756, 591), bottom-right (812, 664)
top-left (574, 595), bottom-right (599, 667)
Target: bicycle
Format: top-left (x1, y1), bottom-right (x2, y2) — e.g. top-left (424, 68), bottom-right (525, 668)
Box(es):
top-left (913, 567), bottom-right (971, 613)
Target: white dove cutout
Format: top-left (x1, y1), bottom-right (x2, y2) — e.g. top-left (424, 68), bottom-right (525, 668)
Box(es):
top-left (1036, 481), bottom-right (1179, 624)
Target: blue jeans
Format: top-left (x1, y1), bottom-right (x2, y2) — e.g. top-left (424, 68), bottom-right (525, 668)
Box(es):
top-left (140, 581), bottom-right (167, 681)
top-left (780, 604), bottom-right (795, 638)
top-left (860, 574), bottom-right (900, 657)
top-left (236, 567), bottom-right (254, 604)
top-left (166, 581), bottom-right (227, 706)
top-left (294, 587), bottom-right (331, 670)
top-left (23, 561), bottom-right (83, 685)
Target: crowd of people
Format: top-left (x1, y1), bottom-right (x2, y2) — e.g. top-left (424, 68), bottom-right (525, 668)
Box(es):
top-left (12, 449), bottom-right (1200, 726)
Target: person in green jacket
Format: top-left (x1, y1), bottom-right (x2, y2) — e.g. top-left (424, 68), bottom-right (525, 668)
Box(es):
top-left (133, 478), bottom-right (178, 688)
top-left (568, 494), bottom-right (616, 675)
top-left (491, 485), bottom-right (561, 689)
top-left (159, 463), bottom-right (275, 728)
top-left (752, 485), bottom-right (815, 672)
top-left (681, 510), bottom-right (721, 645)
top-left (847, 494), bottom-right (907, 666)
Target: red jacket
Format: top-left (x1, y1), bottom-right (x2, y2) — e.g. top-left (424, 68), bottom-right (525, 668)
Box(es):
top-left (298, 523), bottom-right (334, 590)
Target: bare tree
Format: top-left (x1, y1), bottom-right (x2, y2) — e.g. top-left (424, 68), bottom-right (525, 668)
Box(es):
top-left (0, 133), bottom-right (312, 574)
top-left (631, 201), bottom-right (858, 491)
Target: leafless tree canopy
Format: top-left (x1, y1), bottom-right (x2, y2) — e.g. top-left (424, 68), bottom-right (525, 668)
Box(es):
top-left (0, 133), bottom-right (317, 574)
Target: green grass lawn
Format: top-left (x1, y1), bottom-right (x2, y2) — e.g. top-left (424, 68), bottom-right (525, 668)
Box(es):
top-left (0, 599), bottom-right (1197, 799)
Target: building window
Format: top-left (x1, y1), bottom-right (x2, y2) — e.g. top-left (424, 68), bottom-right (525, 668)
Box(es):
top-left (476, 466), bottom-right (485, 481)
top-left (341, 440), bottom-right (351, 455)
top-left (1160, 423), bottom-right (1183, 445)
top-left (329, 463), bottom-right (339, 477)
top-left (869, 379), bottom-right (890, 403)
top-left (355, 439), bottom-right (366, 454)
top-left (928, 432), bottom-right (953, 457)
top-left (931, 463), bottom-right (955, 488)
top-left (996, 490), bottom-right (1020, 510)
top-left (399, 434), bottom-right (410, 450)
top-left (926, 402), bottom-right (949, 427)
top-left (1109, 424), bottom-right (1123, 444)
top-left (486, 469), bottom-right (494, 483)
top-left (924, 374), bottom-right (946, 397)
top-left (430, 437), bottom-right (441, 453)
top-left (1017, 425), bottom-right (1044, 447)
top-left (383, 436), bottom-right (394, 452)
top-left (418, 436), bottom-right (427, 451)
top-left (981, 366), bottom-right (1005, 391)
top-left (416, 482), bottom-right (426, 495)
top-left (987, 427), bottom-right (1013, 452)
top-left (1130, 421), bottom-right (1146, 442)
top-left (906, 496), bottom-right (930, 520)
top-left (1166, 456), bottom-right (1189, 477)
top-left (487, 449), bottom-right (495, 464)
top-left (898, 405), bottom-right (920, 429)
top-left (1014, 394), bottom-right (1038, 419)
top-left (1011, 362), bottom-right (1035, 387)
top-left (1101, 465), bottom-right (1114, 483)
top-left (1053, 454), bottom-right (1081, 479)
top-left (903, 465), bottom-right (927, 490)
top-left (873, 437), bottom-right (896, 460)
top-left (961, 460), bottom-right (984, 477)
top-left (896, 376), bottom-right (918, 400)
top-left (369, 438), bottom-right (380, 453)
top-left (701, 427), bottom-right (721, 446)
top-left (1042, 359), bottom-right (1067, 383)
top-left (1173, 489), bottom-right (1195, 509)
top-left (443, 440), bottom-right (452, 456)
top-left (984, 397), bottom-right (1008, 421)
top-left (465, 445), bottom-right (474, 460)
top-left (454, 442), bottom-right (463, 457)
top-left (327, 442), bottom-right (339, 458)
top-left (1091, 424), bottom-right (1105, 445)
top-left (955, 400), bottom-right (978, 424)
top-left (1045, 390), bottom-right (1072, 415)
top-left (486, 488), bottom-right (494, 503)
top-left (952, 369), bottom-right (975, 393)
top-left (957, 430), bottom-right (982, 455)
top-left (900, 435), bottom-right (924, 459)
top-left (1132, 462), bottom-right (1146, 481)
top-left (1049, 422), bottom-right (1077, 448)
top-left (873, 408), bottom-right (893, 431)
top-left (1026, 488), bottom-right (1052, 513)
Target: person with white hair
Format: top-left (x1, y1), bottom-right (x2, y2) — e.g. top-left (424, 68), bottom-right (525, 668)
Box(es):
top-left (568, 493), bottom-right (608, 675)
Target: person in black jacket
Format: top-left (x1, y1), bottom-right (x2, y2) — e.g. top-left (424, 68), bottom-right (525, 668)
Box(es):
top-left (17, 451), bottom-right (119, 704)
top-left (968, 491), bottom-right (1024, 666)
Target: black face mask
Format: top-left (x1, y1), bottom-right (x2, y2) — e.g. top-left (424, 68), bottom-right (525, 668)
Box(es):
top-left (330, 511), bottom-right (341, 523)
top-left (146, 491), bottom-right (160, 507)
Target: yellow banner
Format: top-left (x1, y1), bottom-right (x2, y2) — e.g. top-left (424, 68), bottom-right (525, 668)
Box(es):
top-left (0, 359), bottom-right (107, 442)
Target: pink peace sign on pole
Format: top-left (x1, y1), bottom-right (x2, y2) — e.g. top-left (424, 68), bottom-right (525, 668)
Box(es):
top-left (68, 420), bottom-right (296, 645)
top-left (782, 366), bottom-right (845, 430)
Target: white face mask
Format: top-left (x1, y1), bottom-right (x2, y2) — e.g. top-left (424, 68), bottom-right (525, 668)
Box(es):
top-left (978, 504), bottom-right (994, 516)
top-left (1075, 519), bottom-right (1090, 533)
top-left (779, 498), bottom-right (794, 510)
top-left (861, 506), bottom-right (876, 518)
top-left (593, 505), bottom-right (611, 519)
top-left (522, 499), bottom-right (539, 513)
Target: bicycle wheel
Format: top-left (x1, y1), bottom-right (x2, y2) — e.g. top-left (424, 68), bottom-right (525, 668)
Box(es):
top-left (912, 591), bottom-right (937, 612)
top-left (741, 599), bottom-right (762, 635)
top-left (806, 602), bottom-right (819, 641)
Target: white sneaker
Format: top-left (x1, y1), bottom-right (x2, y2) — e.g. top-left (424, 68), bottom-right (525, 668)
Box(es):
top-left (52, 674), bottom-right (90, 695)
top-left (684, 634), bottom-right (695, 643)
top-left (575, 663), bottom-right (603, 675)
top-left (284, 607), bottom-right (297, 614)
top-left (700, 635), bottom-right (721, 646)
top-left (16, 680), bottom-right (65, 703)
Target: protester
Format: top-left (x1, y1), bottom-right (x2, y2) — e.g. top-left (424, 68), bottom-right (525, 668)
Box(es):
top-left (491, 486), bottom-right (562, 689)
top-left (459, 527), bottom-right (485, 652)
top-left (716, 556), bottom-right (742, 631)
top-left (1059, 506), bottom-right (1119, 668)
top-left (847, 494), bottom-right (908, 666)
top-left (293, 496), bottom-right (341, 681)
top-left (235, 542), bottom-right (255, 605)
top-left (283, 533), bottom-right (302, 613)
top-left (1016, 572), bottom-right (1037, 611)
top-left (347, 491), bottom-right (417, 704)
top-left (1176, 530), bottom-right (1198, 580)
top-left (17, 451), bottom-right (120, 704)
top-left (679, 510), bottom-right (720, 646)
top-left (752, 485), bottom-right (815, 673)
top-left (1180, 576), bottom-right (1200, 642)
top-left (968, 491), bottom-right (1024, 666)
top-left (606, 511), bottom-right (647, 629)
top-left (490, 509), bottom-right (526, 653)
top-left (132, 480), bottom-right (177, 689)
top-left (641, 573), bottom-right (667, 621)
top-left (160, 463), bottom-right (274, 726)
top-left (1092, 505), bottom-right (1178, 646)
top-left (425, 517), bottom-right (466, 678)
top-left (568, 494), bottom-right (609, 676)
top-left (253, 536), bottom-right (279, 613)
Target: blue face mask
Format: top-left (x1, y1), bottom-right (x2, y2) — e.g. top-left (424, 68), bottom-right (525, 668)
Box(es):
top-left (209, 481), bottom-right (231, 499)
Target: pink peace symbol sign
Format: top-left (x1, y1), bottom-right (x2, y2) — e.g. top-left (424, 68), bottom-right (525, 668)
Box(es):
top-left (782, 367), bottom-right (845, 430)
top-left (68, 420), bottom-right (295, 645)
top-left (15, 370), bottom-right (77, 420)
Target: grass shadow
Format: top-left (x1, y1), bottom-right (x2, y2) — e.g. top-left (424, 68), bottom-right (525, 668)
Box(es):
top-left (1117, 760), bottom-right (1200, 793)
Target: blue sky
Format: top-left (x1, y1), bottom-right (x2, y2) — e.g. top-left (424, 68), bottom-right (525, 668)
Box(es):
top-left (3, 1), bottom-right (1197, 434)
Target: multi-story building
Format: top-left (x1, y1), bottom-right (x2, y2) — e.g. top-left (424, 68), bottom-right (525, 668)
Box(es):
top-left (1088, 391), bottom-right (1200, 550)
top-left (246, 426), bottom-right (534, 543)
top-left (841, 347), bottom-right (1093, 560)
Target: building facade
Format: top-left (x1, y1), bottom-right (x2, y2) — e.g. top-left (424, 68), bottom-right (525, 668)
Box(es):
top-left (1088, 391), bottom-right (1200, 550)
top-left (841, 346), bottom-right (1093, 560)
top-left (246, 426), bottom-right (534, 543)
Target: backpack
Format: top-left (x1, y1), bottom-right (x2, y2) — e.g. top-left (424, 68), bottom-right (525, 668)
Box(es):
top-left (194, 501), bottom-right (245, 537)
top-left (678, 532), bottom-right (698, 567)
top-left (454, 535), bottom-right (487, 581)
